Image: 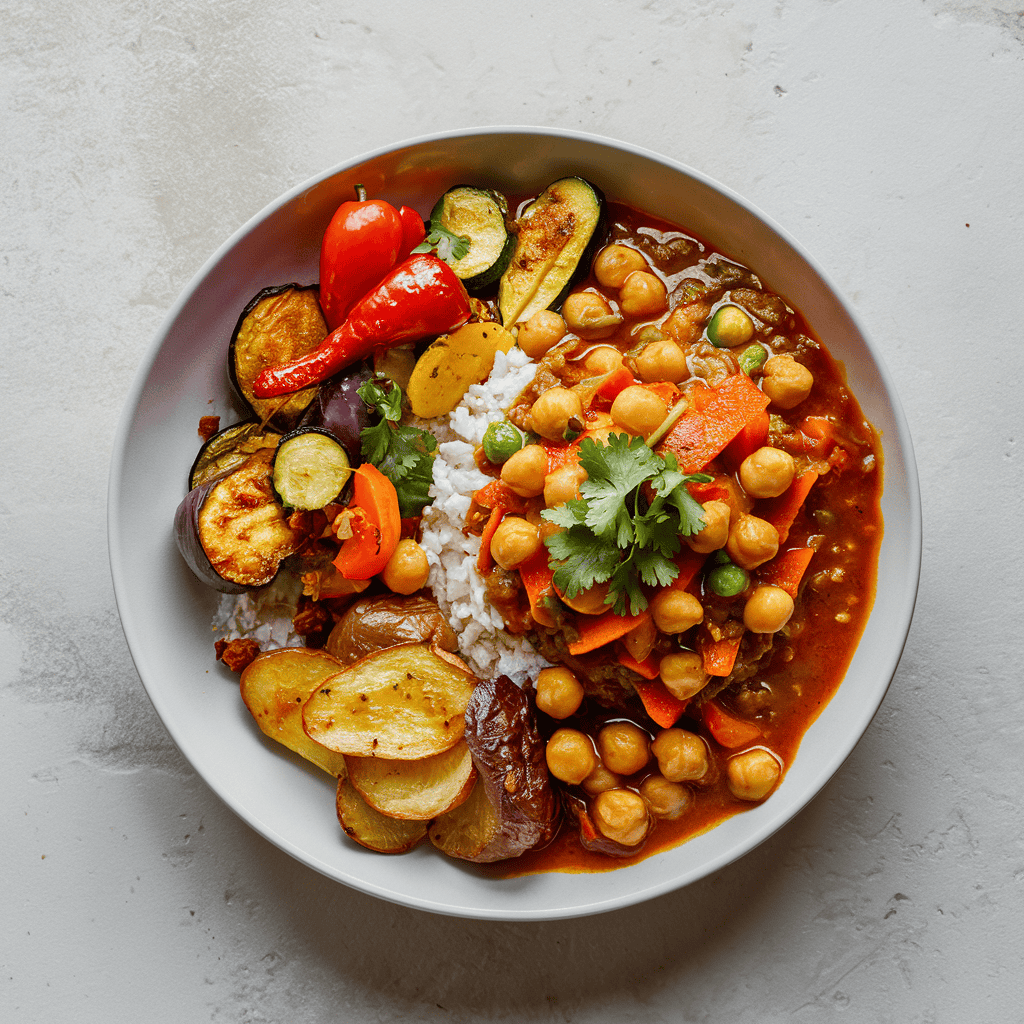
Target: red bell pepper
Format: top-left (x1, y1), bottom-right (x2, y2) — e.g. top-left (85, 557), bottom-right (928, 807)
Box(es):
top-left (319, 186), bottom-right (406, 331)
top-left (398, 205), bottom-right (426, 259)
top-left (252, 252), bottom-right (472, 398)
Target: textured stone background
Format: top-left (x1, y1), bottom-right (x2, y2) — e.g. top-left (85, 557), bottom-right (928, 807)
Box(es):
top-left (3, 1), bottom-right (1021, 1021)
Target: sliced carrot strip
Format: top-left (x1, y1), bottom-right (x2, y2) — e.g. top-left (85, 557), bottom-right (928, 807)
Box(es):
top-left (518, 550), bottom-right (557, 628)
top-left (476, 506), bottom-right (505, 575)
top-left (722, 409), bottom-right (771, 470)
top-left (669, 547), bottom-right (708, 592)
top-left (634, 679), bottom-right (689, 729)
top-left (702, 700), bottom-right (761, 748)
top-left (698, 634), bottom-right (743, 677)
top-left (473, 479), bottom-right (527, 514)
top-left (332, 465), bottom-right (401, 580)
top-left (597, 365), bottom-right (637, 400)
top-left (568, 608), bottom-right (651, 656)
top-left (617, 650), bottom-right (660, 680)
top-left (757, 546), bottom-right (815, 598)
top-left (760, 470), bottom-right (818, 544)
top-left (541, 440), bottom-right (581, 473)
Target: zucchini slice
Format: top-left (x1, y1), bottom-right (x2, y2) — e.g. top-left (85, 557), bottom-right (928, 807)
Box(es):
top-left (271, 427), bottom-right (352, 510)
top-left (188, 420), bottom-right (281, 490)
top-left (429, 186), bottom-right (514, 292)
top-left (498, 177), bottom-right (607, 327)
top-left (228, 284), bottom-right (328, 430)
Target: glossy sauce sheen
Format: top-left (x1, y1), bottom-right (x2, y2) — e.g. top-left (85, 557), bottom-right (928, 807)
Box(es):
top-left (487, 203), bottom-right (884, 876)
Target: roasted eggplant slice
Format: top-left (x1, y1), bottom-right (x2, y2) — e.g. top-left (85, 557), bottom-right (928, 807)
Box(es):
top-left (228, 284), bottom-right (328, 430)
top-left (498, 177), bottom-right (607, 327)
top-left (188, 420), bottom-right (281, 490)
top-left (271, 427), bottom-right (352, 510)
top-left (429, 185), bottom-right (514, 292)
top-left (298, 361), bottom-right (374, 465)
top-left (174, 449), bottom-right (310, 593)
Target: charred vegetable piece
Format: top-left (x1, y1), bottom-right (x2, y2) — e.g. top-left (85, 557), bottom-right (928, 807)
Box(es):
top-left (562, 789), bottom-right (653, 858)
top-left (239, 648), bottom-right (349, 776)
top-left (428, 778), bottom-right (502, 860)
top-left (428, 185), bottom-right (513, 292)
top-left (174, 449), bottom-right (309, 593)
top-left (302, 643), bottom-right (477, 759)
top-left (498, 177), bottom-right (607, 327)
top-left (271, 427), bottom-right (352, 510)
top-left (188, 420), bottom-right (281, 491)
top-left (298, 361), bottom-right (375, 465)
top-left (336, 777), bottom-right (428, 854)
top-left (228, 284), bottom-right (328, 429)
top-left (452, 674), bottom-right (560, 863)
top-left (324, 594), bottom-right (458, 665)
top-left (345, 740), bottom-right (476, 820)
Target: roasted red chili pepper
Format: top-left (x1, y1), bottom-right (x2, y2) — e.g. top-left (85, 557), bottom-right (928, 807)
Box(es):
top-left (397, 205), bottom-right (426, 260)
top-left (319, 185), bottom-right (412, 331)
top-left (252, 252), bottom-right (472, 398)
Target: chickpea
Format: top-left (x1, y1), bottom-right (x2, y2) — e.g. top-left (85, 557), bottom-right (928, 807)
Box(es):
top-left (650, 589), bottom-right (704, 635)
top-left (635, 338), bottom-right (688, 384)
top-left (528, 386), bottom-right (583, 442)
top-left (583, 345), bottom-right (625, 375)
top-left (582, 763), bottom-right (621, 795)
top-left (562, 291), bottom-right (619, 336)
top-left (500, 443), bottom-right (548, 497)
top-left (658, 651), bottom-right (708, 701)
top-left (534, 666), bottom-right (584, 719)
top-left (640, 775), bottom-right (693, 820)
top-left (545, 728), bottom-right (598, 785)
top-left (517, 309), bottom-right (567, 359)
top-left (761, 354), bottom-right (813, 409)
top-left (557, 580), bottom-right (612, 616)
top-left (622, 615), bottom-right (657, 663)
top-left (726, 514), bottom-right (780, 570)
top-left (739, 446), bottom-right (796, 499)
top-left (743, 584), bottom-right (795, 634)
top-left (489, 516), bottom-right (541, 570)
top-left (619, 270), bottom-right (668, 318)
top-left (651, 728), bottom-right (710, 783)
top-left (727, 748), bottom-right (782, 801)
top-left (381, 539), bottom-right (429, 595)
top-left (610, 385), bottom-right (667, 439)
top-left (591, 789), bottom-right (651, 846)
top-left (597, 722), bottom-right (651, 776)
top-left (543, 462), bottom-right (588, 507)
top-left (685, 499), bottom-right (731, 554)
top-left (593, 243), bottom-right (648, 288)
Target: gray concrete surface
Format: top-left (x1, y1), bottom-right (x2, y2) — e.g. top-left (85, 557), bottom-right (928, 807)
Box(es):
top-left (3, 1), bottom-right (1022, 1021)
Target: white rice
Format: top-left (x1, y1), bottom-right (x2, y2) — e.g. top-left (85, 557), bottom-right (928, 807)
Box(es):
top-left (213, 345), bottom-right (551, 685)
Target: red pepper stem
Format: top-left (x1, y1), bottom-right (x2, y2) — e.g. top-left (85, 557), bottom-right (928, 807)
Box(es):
top-left (353, 184), bottom-right (368, 202)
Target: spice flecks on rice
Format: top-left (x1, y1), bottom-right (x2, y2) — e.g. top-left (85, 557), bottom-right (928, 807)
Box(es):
top-left (419, 347), bottom-right (551, 684)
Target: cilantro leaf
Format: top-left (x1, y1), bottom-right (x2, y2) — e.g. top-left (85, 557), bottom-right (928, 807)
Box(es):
top-left (412, 224), bottom-right (471, 264)
top-left (546, 526), bottom-right (620, 598)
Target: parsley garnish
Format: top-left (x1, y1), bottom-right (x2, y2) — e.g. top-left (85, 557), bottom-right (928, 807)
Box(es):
top-left (357, 375), bottom-right (437, 518)
top-left (412, 224), bottom-right (471, 265)
top-left (541, 434), bottom-right (711, 615)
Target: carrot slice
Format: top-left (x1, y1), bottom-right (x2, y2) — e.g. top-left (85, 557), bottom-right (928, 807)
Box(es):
top-left (597, 365), bottom-right (637, 400)
top-left (541, 440), bottom-right (581, 473)
top-left (617, 650), bottom-right (660, 680)
top-left (722, 409), bottom-right (770, 470)
top-left (518, 550), bottom-right (557, 628)
top-left (568, 608), bottom-right (650, 656)
top-left (332, 465), bottom-right (401, 580)
top-left (669, 547), bottom-right (708, 592)
top-left (760, 470), bottom-right (818, 544)
top-left (476, 506), bottom-right (505, 575)
top-left (659, 374), bottom-right (770, 473)
top-left (702, 700), bottom-right (761, 748)
top-left (473, 480), bottom-right (527, 514)
top-left (634, 679), bottom-right (689, 729)
top-left (698, 634), bottom-right (743, 677)
top-left (757, 546), bottom-right (815, 598)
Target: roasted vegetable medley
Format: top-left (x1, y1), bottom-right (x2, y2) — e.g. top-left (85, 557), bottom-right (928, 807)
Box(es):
top-left (176, 176), bottom-right (882, 871)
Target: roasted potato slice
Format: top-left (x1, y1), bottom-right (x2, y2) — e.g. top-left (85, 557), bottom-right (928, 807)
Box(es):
top-left (335, 777), bottom-right (427, 854)
top-left (346, 741), bottom-right (476, 820)
top-left (239, 647), bottom-right (349, 776)
top-left (302, 643), bottom-right (477, 759)
top-left (428, 779), bottom-right (502, 860)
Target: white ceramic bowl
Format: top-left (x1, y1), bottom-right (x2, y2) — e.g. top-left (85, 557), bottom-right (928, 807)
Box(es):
top-left (108, 127), bottom-right (921, 920)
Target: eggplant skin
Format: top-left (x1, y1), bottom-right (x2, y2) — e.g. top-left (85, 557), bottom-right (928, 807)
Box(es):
top-left (299, 361), bottom-right (375, 465)
top-left (188, 420), bottom-right (281, 491)
top-left (174, 450), bottom-right (309, 594)
top-left (462, 675), bottom-right (561, 862)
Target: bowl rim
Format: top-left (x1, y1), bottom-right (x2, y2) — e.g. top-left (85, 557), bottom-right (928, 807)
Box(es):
top-left (108, 125), bottom-right (922, 920)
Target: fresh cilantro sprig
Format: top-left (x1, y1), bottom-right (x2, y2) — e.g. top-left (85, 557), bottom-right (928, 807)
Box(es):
top-left (412, 223), bottom-right (471, 264)
top-left (542, 434), bottom-right (711, 615)
top-left (357, 375), bottom-right (438, 518)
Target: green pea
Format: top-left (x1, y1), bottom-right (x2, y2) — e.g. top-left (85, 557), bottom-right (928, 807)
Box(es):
top-left (482, 421), bottom-right (526, 464)
top-left (738, 343), bottom-right (768, 375)
top-left (707, 562), bottom-right (750, 597)
top-left (707, 304), bottom-right (755, 348)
